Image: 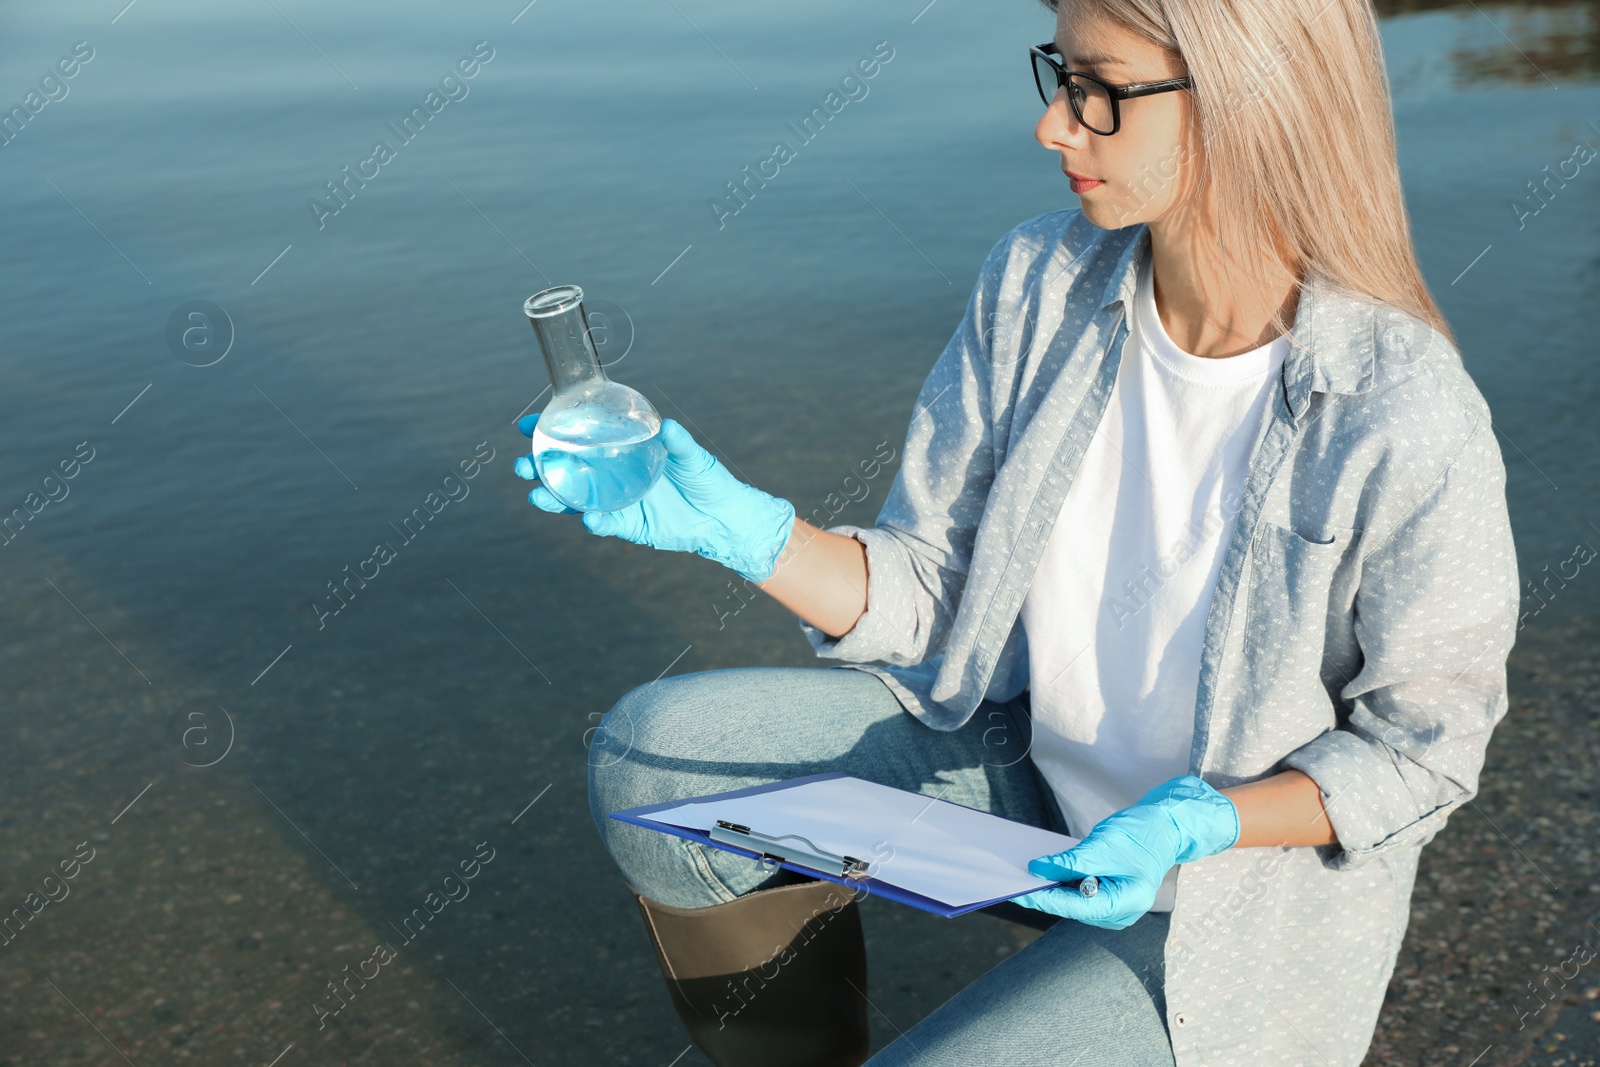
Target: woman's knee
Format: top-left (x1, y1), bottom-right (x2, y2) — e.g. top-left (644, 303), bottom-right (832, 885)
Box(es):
top-left (587, 671), bottom-right (786, 902)
top-left (585, 671), bottom-right (737, 836)
top-left (586, 676), bottom-right (661, 775)
top-left (585, 666), bottom-right (898, 851)
top-left (587, 678), bottom-right (667, 819)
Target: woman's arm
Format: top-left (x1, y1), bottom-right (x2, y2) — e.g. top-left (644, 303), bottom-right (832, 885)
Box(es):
top-left (1016, 770), bottom-right (1335, 928)
top-left (1221, 769), bottom-right (1337, 848)
top-left (755, 519), bottom-right (869, 639)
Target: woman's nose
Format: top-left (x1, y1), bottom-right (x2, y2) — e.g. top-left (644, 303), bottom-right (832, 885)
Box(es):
top-left (1034, 88), bottom-right (1090, 151)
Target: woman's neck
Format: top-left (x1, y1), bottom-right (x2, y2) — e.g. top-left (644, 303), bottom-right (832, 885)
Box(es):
top-left (1145, 209), bottom-right (1301, 359)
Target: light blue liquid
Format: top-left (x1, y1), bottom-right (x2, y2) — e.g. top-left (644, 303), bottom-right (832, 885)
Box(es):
top-left (530, 410), bottom-right (667, 513)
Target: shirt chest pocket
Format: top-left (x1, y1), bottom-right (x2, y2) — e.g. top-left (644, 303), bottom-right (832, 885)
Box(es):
top-left (1244, 520), bottom-right (1358, 684)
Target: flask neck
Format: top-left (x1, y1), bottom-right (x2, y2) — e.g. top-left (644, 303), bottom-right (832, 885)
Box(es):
top-left (529, 303), bottom-right (607, 395)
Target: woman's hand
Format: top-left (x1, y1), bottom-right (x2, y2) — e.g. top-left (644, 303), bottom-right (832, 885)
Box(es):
top-left (515, 413), bottom-right (797, 583)
top-left (1012, 775), bottom-right (1240, 930)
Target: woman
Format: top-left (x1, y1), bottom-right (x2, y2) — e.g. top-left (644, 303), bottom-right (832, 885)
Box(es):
top-left (517, 0), bottom-right (1519, 1062)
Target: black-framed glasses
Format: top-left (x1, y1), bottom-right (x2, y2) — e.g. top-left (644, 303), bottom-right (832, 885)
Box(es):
top-left (1030, 42), bottom-right (1192, 136)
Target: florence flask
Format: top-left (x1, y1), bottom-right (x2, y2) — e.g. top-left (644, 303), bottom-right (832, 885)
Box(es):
top-left (524, 285), bottom-right (666, 513)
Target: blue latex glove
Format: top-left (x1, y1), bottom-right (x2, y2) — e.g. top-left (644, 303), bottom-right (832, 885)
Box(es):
top-left (515, 413), bottom-right (797, 583)
top-left (1012, 775), bottom-right (1240, 930)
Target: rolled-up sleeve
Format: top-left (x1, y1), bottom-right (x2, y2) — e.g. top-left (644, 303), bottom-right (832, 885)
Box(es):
top-left (1282, 415), bottom-right (1520, 869)
top-left (796, 232), bottom-right (1015, 667)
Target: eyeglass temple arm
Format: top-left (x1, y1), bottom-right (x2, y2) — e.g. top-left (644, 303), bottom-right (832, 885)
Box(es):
top-left (1116, 78), bottom-right (1193, 100)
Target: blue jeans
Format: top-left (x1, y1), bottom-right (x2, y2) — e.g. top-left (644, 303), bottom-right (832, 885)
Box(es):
top-left (588, 664), bottom-right (1176, 1066)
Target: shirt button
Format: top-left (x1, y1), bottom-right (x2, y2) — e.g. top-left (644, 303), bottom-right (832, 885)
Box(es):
top-left (1173, 1012), bottom-right (1189, 1028)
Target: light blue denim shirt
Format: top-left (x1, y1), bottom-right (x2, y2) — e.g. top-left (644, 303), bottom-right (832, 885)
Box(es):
top-left (798, 208), bottom-right (1520, 1065)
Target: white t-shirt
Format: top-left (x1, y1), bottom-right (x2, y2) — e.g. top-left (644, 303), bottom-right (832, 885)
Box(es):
top-left (1019, 254), bottom-right (1288, 911)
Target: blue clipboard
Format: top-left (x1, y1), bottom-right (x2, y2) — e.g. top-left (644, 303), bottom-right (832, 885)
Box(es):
top-left (608, 771), bottom-right (1061, 919)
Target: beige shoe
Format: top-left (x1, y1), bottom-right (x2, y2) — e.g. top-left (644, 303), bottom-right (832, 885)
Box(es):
top-left (632, 878), bottom-right (871, 1067)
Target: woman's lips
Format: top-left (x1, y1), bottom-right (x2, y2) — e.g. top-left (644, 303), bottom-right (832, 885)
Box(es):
top-left (1065, 169), bottom-right (1104, 193)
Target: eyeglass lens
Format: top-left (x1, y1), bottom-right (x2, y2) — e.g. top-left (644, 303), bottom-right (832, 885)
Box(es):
top-left (1032, 53), bottom-right (1114, 134)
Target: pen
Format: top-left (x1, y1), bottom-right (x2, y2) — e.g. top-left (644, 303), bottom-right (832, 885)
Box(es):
top-left (1058, 875), bottom-right (1098, 898)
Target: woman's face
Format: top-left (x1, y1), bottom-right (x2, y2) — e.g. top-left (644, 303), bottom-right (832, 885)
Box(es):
top-left (1033, 11), bottom-right (1200, 230)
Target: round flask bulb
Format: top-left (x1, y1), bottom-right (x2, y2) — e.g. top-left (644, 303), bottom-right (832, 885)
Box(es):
top-left (530, 381), bottom-right (666, 513)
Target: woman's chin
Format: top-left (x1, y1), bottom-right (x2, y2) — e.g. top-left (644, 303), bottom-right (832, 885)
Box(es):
top-left (1077, 195), bottom-right (1129, 230)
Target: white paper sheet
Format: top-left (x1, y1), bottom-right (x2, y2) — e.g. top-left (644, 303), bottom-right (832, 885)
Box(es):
top-left (639, 775), bottom-right (1080, 908)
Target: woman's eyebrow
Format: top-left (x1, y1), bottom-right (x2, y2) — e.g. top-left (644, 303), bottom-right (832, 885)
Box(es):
top-left (1075, 53), bottom-right (1125, 68)
top-left (1053, 43), bottom-right (1126, 70)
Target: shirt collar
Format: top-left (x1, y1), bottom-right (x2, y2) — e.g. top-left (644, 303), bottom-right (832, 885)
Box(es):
top-left (1093, 223), bottom-right (1379, 419)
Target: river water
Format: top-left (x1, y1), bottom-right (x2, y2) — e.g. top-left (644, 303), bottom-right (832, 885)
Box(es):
top-left (0, 1), bottom-right (1595, 1064)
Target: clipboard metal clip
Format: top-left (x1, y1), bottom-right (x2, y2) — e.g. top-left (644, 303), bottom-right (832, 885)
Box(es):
top-left (710, 820), bottom-right (871, 880)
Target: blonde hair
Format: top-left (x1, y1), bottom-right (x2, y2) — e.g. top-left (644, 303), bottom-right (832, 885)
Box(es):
top-left (1039, 0), bottom-right (1455, 349)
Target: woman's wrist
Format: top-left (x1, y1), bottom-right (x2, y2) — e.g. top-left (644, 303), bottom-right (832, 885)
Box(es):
top-left (754, 522), bottom-right (870, 639)
top-left (1220, 769), bottom-right (1338, 849)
